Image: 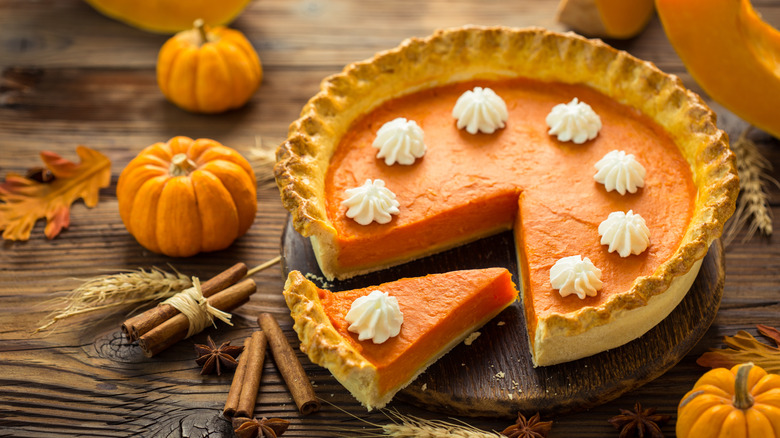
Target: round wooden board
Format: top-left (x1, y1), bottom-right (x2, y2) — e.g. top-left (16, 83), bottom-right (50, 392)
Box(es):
top-left (280, 218), bottom-right (724, 418)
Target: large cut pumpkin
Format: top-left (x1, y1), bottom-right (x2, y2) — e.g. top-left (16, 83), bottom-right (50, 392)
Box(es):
top-left (83, 0), bottom-right (252, 34)
top-left (157, 20), bottom-right (263, 114)
top-left (677, 363), bottom-right (780, 438)
top-left (117, 136), bottom-right (257, 257)
top-left (656, 0), bottom-right (780, 139)
top-left (557, 0), bottom-right (655, 39)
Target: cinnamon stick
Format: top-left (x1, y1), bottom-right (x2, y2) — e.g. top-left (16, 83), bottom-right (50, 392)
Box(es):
top-left (138, 278), bottom-right (256, 357)
top-left (122, 262), bottom-right (248, 341)
top-left (223, 335), bottom-right (253, 418)
top-left (257, 313), bottom-right (320, 415)
top-left (235, 331), bottom-right (268, 418)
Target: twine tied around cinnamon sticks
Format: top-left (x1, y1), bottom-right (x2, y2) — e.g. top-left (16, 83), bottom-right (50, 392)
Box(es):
top-left (162, 277), bottom-right (234, 338)
top-left (121, 260), bottom-right (282, 357)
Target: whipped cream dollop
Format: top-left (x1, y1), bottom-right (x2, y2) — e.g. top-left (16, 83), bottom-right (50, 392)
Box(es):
top-left (546, 98), bottom-right (602, 144)
top-left (599, 210), bottom-right (650, 257)
top-left (345, 290), bottom-right (404, 344)
top-left (593, 150), bottom-right (646, 195)
top-left (342, 179), bottom-right (401, 225)
top-left (372, 117), bottom-right (426, 166)
top-left (452, 87), bottom-right (509, 134)
top-left (549, 255), bottom-right (603, 299)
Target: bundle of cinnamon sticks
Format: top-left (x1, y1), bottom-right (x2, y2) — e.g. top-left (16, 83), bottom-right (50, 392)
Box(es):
top-left (223, 313), bottom-right (320, 419)
top-left (121, 262), bottom-right (256, 357)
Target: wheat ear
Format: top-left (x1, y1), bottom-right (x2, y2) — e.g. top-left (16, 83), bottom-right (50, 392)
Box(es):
top-left (250, 135), bottom-right (285, 190)
top-left (723, 126), bottom-right (777, 246)
top-left (319, 399), bottom-right (503, 438)
top-left (35, 266), bottom-right (192, 333)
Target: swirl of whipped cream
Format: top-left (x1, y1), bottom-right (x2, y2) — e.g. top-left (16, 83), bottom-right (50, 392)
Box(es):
top-left (549, 255), bottom-right (603, 299)
top-left (599, 210), bottom-right (650, 257)
top-left (452, 87), bottom-right (509, 134)
top-left (372, 118), bottom-right (426, 166)
top-left (342, 179), bottom-right (401, 225)
top-left (593, 150), bottom-right (647, 195)
top-left (546, 98), bottom-right (602, 144)
top-left (345, 290), bottom-right (404, 344)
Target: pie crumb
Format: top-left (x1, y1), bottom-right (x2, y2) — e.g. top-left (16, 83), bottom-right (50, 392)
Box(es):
top-left (304, 272), bottom-right (333, 289)
top-left (497, 321), bottom-right (506, 326)
top-left (494, 371), bottom-right (505, 379)
top-left (421, 383), bottom-right (427, 391)
top-left (464, 331), bottom-right (481, 345)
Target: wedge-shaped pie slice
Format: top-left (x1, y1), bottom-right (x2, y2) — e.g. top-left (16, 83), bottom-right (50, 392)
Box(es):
top-left (283, 268), bottom-right (518, 410)
top-left (275, 27), bottom-right (738, 366)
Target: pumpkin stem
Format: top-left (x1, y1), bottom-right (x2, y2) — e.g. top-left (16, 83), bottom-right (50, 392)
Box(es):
top-left (169, 153), bottom-right (197, 177)
top-left (194, 19), bottom-right (208, 45)
top-left (733, 362), bottom-right (755, 410)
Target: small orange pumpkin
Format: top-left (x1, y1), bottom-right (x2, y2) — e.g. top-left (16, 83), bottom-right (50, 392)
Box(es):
top-left (677, 362), bottom-right (780, 437)
top-left (157, 20), bottom-right (262, 114)
top-left (117, 136), bottom-right (257, 257)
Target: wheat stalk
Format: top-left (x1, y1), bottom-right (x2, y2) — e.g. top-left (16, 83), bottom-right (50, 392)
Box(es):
top-left (321, 400), bottom-right (503, 438)
top-left (250, 135), bottom-right (284, 190)
top-left (35, 266), bottom-right (192, 333)
top-left (35, 256), bottom-right (282, 334)
top-left (723, 126), bottom-right (777, 246)
top-left (380, 413), bottom-right (504, 438)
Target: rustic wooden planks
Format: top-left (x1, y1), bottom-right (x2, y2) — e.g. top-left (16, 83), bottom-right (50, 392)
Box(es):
top-left (1, 0), bottom-right (780, 436)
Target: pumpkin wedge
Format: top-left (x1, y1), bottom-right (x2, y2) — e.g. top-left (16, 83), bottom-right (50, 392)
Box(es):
top-left (557, 0), bottom-right (655, 39)
top-left (656, 0), bottom-right (780, 139)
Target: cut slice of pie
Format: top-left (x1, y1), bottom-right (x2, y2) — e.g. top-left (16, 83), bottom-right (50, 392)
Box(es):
top-left (283, 268), bottom-right (518, 410)
top-left (274, 26), bottom-right (738, 366)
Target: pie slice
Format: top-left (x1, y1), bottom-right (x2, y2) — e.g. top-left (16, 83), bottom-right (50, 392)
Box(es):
top-left (274, 27), bottom-right (738, 366)
top-left (282, 267), bottom-right (518, 410)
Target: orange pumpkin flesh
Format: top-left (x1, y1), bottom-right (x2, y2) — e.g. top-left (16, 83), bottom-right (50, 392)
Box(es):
top-left (656, 0), bottom-right (780, 139)
top-left (83, 0), bottom-right (252, 34)
top-left (157, 20), bottom-right (263, 114)
top-left (117, 136), bottom-right (257, 257)
top-left (677, 363), bottom-right (780, 438)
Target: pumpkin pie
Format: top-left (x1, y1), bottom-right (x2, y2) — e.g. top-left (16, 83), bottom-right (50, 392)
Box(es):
top-left (283, 268), bottom-right (518, 410)
top-left (274, 27), bottom-right (738, 366)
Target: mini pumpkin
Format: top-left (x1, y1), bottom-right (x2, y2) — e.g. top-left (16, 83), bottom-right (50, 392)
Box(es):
top-left (677, 362), bottom-right (780, 438)
top-left (117, 136), bottom-right (257, 257)
top-left (157, 20), bottom-right (262, 114)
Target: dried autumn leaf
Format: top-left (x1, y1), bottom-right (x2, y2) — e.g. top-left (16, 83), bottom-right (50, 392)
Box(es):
top-left (697, 327), bottom-right (780, 374)
top-left (0, 146), bottom-right (111, 240)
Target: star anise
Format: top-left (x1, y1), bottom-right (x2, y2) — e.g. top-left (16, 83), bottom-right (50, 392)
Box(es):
top-left (608, 402), bottom-right (671, 438)
top-left (232, 416), bottom-right (290, 438)
top-left (194, 336), bottom-right (243, 375)
top-left (501, 412), bottom-right (553, 438)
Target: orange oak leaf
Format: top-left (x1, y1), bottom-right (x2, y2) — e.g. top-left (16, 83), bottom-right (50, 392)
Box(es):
top-left (697, 325), bottom-right (780, 373)
top-left (0, 146), bottom-right (111, 240)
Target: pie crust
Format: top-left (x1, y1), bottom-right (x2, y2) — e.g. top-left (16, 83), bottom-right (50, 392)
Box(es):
top-left (274, 26), bottom-right (739, 366)
top-left (282, 268), bottom-right (518, 410)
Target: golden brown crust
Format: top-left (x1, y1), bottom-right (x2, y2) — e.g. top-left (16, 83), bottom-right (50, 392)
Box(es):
top-left (282, 270), bottom-right (385, 409)
top-left (275, 26), bottom-right (739, 363)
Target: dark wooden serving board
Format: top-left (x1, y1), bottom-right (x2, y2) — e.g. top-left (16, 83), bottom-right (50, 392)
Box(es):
top-left (280, 217), bottom-right (724, 418)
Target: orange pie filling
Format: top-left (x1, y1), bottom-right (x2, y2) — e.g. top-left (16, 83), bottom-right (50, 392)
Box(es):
top-left (317, 268), bottom-right (518, 394)
top-left (325, 78), bottom-right (696, 325)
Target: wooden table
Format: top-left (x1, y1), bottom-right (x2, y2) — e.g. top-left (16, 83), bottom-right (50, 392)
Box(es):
top-left (2, 1), bottom-right (779, 436)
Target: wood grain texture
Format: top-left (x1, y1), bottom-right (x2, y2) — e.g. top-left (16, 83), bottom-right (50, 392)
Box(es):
top-left (1, 0), bottom-right (780, 436)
